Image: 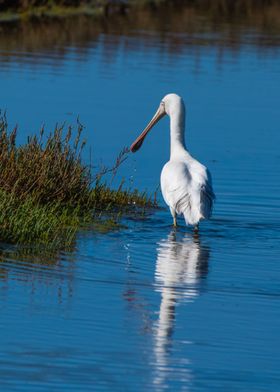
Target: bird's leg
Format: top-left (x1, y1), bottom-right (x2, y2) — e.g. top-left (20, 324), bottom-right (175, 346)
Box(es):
top-left (170, 208), bottom-right (177, 227)
top-left (194, 223), bottom-right (199, 234)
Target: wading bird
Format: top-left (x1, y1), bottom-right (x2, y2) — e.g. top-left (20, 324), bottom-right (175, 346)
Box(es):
top-left (130, 94), bottom-right (215, 229)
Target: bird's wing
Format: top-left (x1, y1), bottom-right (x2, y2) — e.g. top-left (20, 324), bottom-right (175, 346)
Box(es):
top-left (161, 160), bottom-right (215, 221)
top-left (199, 168), bottom-right (215, 219)
top-left (160, 161), bottom-right (192, 215)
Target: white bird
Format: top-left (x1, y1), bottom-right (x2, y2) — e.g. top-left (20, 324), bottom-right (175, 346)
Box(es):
top-left (130, 93), bottom-right (215, 229)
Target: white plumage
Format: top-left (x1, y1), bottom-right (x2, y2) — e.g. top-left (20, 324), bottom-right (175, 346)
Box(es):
top-left (130, 93), bottom-right (215, 228)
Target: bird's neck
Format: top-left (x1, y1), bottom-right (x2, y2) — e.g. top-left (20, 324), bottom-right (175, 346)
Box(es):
top-left (170, 112), bottom-right (187, 159)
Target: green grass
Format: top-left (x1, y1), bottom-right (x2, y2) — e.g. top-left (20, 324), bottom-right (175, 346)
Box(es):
top-left (0, 113), bottom-right (156, 248)
top-left (0, 190), bottom-right (79, 246)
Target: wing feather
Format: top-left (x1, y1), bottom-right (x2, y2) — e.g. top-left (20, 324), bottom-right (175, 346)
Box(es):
top-left (161, 159), bottom-right (215, 225)
top-left (200, 169), bottom-right (215, 219)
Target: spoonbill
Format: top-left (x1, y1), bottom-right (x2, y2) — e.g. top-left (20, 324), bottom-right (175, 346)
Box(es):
top-left (130, 93), bottom-right (215, 229)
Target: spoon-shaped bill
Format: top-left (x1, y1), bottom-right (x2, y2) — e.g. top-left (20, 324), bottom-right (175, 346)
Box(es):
top-left (130, 103), bottom-right (166, 153)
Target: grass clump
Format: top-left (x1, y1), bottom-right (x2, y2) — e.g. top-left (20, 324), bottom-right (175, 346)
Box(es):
top-left (0, 113), bottom-right (156, 248)
top-left (0, 190), bottom-right (79, 246)
top-left (0, 115), bottom-right (90, 206)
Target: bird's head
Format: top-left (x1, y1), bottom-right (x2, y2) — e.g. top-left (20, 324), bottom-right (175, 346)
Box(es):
top-left (130, 93), bottom-right (184, 153)
top-left (161, 93), bottom-right (185, 117)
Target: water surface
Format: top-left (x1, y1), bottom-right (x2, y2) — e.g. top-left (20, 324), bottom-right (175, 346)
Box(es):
top-left (0, 8), bottom-right (280, 391)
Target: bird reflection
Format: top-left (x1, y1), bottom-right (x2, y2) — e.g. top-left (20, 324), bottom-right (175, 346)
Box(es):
top-left (153, 230), bottom-right (210, 388)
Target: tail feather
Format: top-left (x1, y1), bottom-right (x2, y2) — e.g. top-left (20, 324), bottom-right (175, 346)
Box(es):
top-left (175, 193), bottom-right (201, 225)
top-left (175, 184), bottom-right (215, 226)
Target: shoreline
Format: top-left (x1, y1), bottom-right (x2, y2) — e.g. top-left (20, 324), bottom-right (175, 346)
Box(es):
top-left (1, 0), bottom-right (280, 24)
top-left (0, 5), bottom-right (104, 23)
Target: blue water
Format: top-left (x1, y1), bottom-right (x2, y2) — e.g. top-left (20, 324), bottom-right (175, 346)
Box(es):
top-left (0, 13), bottom-right (280, 391)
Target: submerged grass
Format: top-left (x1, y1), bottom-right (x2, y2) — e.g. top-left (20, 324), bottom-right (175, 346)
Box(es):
top-left (0, 114), bottom-right (156, 248)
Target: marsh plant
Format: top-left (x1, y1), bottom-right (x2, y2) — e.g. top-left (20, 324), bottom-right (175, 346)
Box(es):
top-left (0, 114), bottom-right (155, 247)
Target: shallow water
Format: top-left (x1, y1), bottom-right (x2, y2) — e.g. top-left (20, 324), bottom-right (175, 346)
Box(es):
top-left (0, 8), bottom-right (280, 391)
